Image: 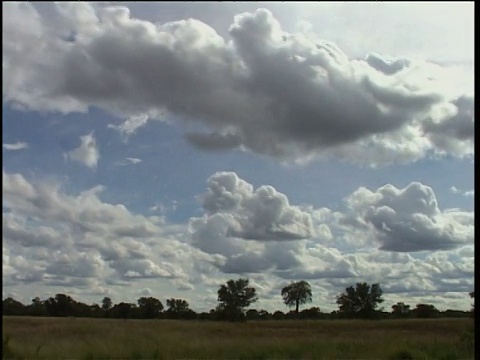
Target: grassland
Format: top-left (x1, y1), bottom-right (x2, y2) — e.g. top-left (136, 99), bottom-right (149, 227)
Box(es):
top-left (2, 316), bottom-right (474, 359)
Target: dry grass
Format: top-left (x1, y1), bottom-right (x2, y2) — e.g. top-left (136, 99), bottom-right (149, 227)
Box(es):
top-left (2, 316), bottom-right (474, 359)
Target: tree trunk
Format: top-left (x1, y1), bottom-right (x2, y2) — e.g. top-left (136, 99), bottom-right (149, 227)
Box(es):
top-left (296, 300), bottom-right (299, 314)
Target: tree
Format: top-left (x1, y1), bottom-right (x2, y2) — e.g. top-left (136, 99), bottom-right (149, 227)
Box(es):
top-left (217, 278), bottom-right (258, 321)
top-left (110, 302), bottom-right (136, 319)
top-left (469, 291), bottom-right (474, 316)
top-left (391, 302), bottom-right (411, 318)
top-left (299, 306), bottom-right (322, 320)
top-left (336, 282), bottom-right (384, 319)
top-left (101, 297), bottom-right (112, 312)
top-left (413, 303), bottom-right (439, 318)
top-left (166, 298), bottom-right (196, 319)
top-left (44, 294), bottom-right (76, 317)
top-left (281, 281), bottom-right (312, 314)
top-left (2, 297), bottom-right (26, 316)
top-left (166, 298), bottom-right (190, 313)
top-left (28, 297), bottom-right (46, 316)
top-left (137, 297), bottom-right (164, 319)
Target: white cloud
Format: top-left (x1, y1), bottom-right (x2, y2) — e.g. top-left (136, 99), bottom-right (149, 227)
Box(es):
top-left (1, 169), bottom-right (474, 311)
top-left (65, 133), bottom-right (99, 168)
top-left (108, 113), bottom-right (151, 138)
top-left (3, 142), bottom-right (29, 151)
top-left (450, 186), bottom-right (474, 198)
top-left (2, 4), bottom-right (474, 166)
top-left (2, 170), bottom-right (190, 285)
top-left (198, 172), bottom-right (314, 240)
top-left (115, 157), bottom-right (142, 166)
top-left (344, 182), bottom-right (474, 252)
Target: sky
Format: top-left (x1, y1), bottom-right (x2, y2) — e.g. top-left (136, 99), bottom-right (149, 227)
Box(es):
top-left (2, 2), bottom-right (474, 313)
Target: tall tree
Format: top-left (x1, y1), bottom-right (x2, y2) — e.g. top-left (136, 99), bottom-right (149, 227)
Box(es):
top-left (101, 297), bottom-right (112, 311)
top-left (336, 282), bottom-right (384, 319)
top-left (101, 297), bottom-right (112, 317)
top-left (281, 280), bottom-right (312, 314)
top-left (217, 278), bottom-right (258, 321)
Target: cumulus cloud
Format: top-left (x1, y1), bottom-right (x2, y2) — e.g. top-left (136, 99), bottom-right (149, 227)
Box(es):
top-left (188, 172), bottom-right (315, 274)
top-left (1, 169), bottom-right (474, 311)
top-left (2, 170), bottom-right (192, 286)
top-left (2, 3), bottom-right (474, 165)
top-left (3, 142), bottom-right (29, 151)
top-left (198, 171), bottom-right (314, 240)
top-left (345, 182), bottom-right (474, 252)
top-left (65, 133), bottom-right (99, 168)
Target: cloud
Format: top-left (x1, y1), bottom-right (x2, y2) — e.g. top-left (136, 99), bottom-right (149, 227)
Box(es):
top-left (115, 157), bottom-right (142, 166)
top-left (3, 142), bottom-right (29, 151)
top-left (65, 133), bottom-right (100, 168)
top-left (198, 171), bottom-right (314, 240)
top-left (2, 4), bottom-right (474, 165)
top-left (108, 113), bottom-right (151, 138)
top-left (2, 170), bottom-right (192, 285)
top-left (450, 186), bottom-right (474, 198)
top-left (188, 172), bottom-right (314, 274)
top-left (344, 182), bottom-right (474, 252)
top-left (1, 169), bottom-right (474, 311)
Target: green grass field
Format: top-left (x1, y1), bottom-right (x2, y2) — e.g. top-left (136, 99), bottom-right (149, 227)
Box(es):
top-left (2, 316), bottom-right (474, 359)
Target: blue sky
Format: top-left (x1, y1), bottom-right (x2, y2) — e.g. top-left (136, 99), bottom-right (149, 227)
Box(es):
top-left (3, 2), bottom-right (474, 313)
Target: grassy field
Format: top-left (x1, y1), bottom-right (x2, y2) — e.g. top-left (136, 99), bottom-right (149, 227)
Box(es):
top-left (2, 316), bottom-right (474, 359)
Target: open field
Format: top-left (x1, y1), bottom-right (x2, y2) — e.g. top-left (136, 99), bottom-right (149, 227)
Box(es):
top-left (2, 316), bottom-right (474, 359)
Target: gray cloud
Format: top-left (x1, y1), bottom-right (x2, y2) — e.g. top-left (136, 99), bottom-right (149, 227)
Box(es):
top-left (3, 3), bottom-right (474, 165)
top-left (422, 95), bottom-right (474, 155)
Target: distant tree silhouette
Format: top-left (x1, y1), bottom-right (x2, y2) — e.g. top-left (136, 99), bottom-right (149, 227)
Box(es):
top-left (273, 310), bottom-right (286, 320)
top-left (217, 278), bottom-right (258, 321)
top-left (281, 280), bottom-right (312, 314)
top-left (391, 302), bottom-right (411, 318)
top-left (111, 302), bottom-right (136, 319)
top-left (2, 297), bottom-right (26, 316)
top-left (166, 298), bottom-right (196, 319)
top-left (413, 303), bottom-right (439, 318)
top-left (27, 297), bottom-right (47, 316)
top-left (336, 283), bottom-right (384, 319)
top-left (45, 294), bottom-right (76, 317)
top-left (137, 297), bottom-right (164, 319)
top-left (101, 297), bottom-right (113, 317)
top-left (469, 291), bottom-right (474, 317)
top-left (299, 306), bottom-right (322, 319)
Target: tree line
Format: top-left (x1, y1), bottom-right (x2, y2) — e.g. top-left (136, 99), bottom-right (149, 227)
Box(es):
top-left (2, 279), bottom-right (474, 321)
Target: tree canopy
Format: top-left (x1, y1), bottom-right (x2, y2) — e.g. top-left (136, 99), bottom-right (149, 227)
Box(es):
top-left (336, 282), bottom-right (384, 319)
top-left (217, 278), bottom-right (258, 321)
top-left (281, 280), bottom-right (312, 314)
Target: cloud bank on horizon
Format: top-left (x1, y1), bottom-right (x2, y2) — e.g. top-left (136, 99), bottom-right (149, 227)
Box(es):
top-left (3, 2), bottom-right (473, 166)
top-left (3, 169), bottom-right (474, 307)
